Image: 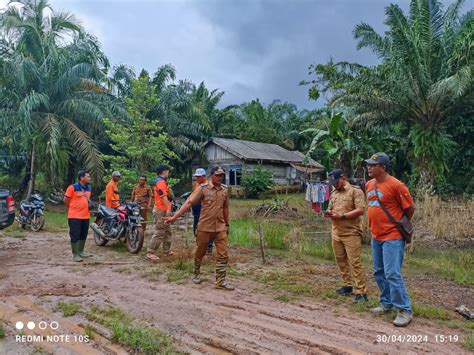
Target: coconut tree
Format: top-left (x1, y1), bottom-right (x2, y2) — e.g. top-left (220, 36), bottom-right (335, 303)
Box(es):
top-left (0, 0), bottom-right (127, 196)
top-left (306, 0), bottom-right (473, 191)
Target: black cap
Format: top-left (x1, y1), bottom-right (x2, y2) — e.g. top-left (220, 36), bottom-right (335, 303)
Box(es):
top-left (328, 169), bottom-right (344, 185)
top-left (365, 152), bottom-right (390, 166)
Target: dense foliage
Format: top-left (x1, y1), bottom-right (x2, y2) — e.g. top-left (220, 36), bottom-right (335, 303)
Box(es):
top-left (0, 0), bottom-right (471, 198)
top-left (303, 0), bottom-right (473, 193)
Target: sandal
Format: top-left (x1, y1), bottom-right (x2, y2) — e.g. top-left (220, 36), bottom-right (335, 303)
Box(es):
top-left (146, 253), bottom-right (160, 262)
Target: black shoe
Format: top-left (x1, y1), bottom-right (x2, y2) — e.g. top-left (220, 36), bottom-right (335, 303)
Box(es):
top-left (353, 294), bottom-right (368, 303)
top-left (336, 286), bottom-right (353, 296)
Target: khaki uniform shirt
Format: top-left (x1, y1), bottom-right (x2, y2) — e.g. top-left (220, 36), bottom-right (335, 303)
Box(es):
top-left (328, 182), bottom-right (366, 238)
top-left (131, 183), bottom-right (153, 208)
top-left (188, 183), bottom-right (229, 232)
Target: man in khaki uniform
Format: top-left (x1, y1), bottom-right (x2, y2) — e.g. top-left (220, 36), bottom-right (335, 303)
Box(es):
top-left (131, 175), bottom-right (153, 231)
top-left (324, 169), bottom-right (368, 302)
top-left (165, 166), bottom-right (233, 290)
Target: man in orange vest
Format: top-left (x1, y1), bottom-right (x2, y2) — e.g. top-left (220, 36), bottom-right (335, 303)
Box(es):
top-left (64, 170), bottom-right (93, 262)
top-left (105, 171), bottom-right (121, 208)
top-left (146, 165), bottom-right (175, 262)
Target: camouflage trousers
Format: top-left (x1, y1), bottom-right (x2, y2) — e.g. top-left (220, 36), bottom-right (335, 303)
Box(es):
top-left (194, 230), bottom-right (228, 286)
top-left (147, 208), bottom-right (172, 254)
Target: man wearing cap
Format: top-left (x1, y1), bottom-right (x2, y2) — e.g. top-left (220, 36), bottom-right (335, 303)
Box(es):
top-left (131, 175), bottom-right (153, 231)
top-left (146, 164), bottom-right (175, 262)
top-left (365, 152), bottom-right (415, 327)
top-left (325, 169), bottom-right (368, 302)
top-left (192, 168), bottom-right (214, 255)
top-left (105, 171), bottom-right (121, 208)
top-left (164, 166), bottom-right (233, 290)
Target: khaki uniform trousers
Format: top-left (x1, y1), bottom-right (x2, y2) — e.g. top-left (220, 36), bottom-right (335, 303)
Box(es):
top-left (194, 230), bottom-right (228, 286)
top-left (332, 234), bottom-right (367, 294)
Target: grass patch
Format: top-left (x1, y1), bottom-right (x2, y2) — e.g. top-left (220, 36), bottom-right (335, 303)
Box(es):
top-left (229, 218), bottom-right (292, 250)
top-left (86, 305), bottom-right (180, 354)
top-left (406, 248), bottom-right (473, 285)
top-left (43, 210), bottom-right (70, 231)
top-left (0, 322), bottom-right (5, 338)
top-left (319, 289), bottom-right (345, 303)
top-left (141, 267), bottom-right (163, 282)
top-left (110, 241), bottom-right (128, 253)
top-left (274, 294), bottom-right (291, 302)
top-left (84, 324), bottom-right (95, 341)
top-left (227, 267), bottom-right (247, 276)
top-left (56, 301), bottom-right (81, 317)
top-left (464, 331), bottom-right (474, 352)
top-left (255, 272), bottom-right (315, 297)
top-left (412, 302), bottom-right (451, 320)
top-left (304, 240), bottom-right (334, 261)
top-left (166, 270), bottom-right (188, 283)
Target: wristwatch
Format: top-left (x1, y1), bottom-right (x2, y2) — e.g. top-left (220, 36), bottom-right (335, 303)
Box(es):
top-left (341, 213), bottom-right (347, 220)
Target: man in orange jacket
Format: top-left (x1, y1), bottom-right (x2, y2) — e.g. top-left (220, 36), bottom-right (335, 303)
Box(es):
top-left (105, 171), bottom-right (121, 208)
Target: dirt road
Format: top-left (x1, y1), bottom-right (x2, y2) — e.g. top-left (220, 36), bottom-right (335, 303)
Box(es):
top-left (0, 230), bottom-right (470, 354)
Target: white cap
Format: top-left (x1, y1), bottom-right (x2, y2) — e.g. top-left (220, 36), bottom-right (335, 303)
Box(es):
top-left (193, 168), bottom-right (206, 177)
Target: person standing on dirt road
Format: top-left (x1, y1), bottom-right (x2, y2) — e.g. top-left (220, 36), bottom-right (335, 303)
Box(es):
top-left (164, 166), bottom-right (233, 291)
top-left (191, 168), bottom-right (214, 255)
top-left (131, 175), bottom-right (153, 231)
top-left (365, 152), bottom-right (415, 327)
top-left (325, 169), bottom-right (368, 303)
top-left (146, 165), bottom-right (175, 262)
top-left (105, 171), bottom-right (121, 208)
top-left (64, 170), bottom-right (94, 262)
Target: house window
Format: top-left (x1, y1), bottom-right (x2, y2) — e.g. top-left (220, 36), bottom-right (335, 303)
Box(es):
top-left (229, 167), bottom-right (242, 186)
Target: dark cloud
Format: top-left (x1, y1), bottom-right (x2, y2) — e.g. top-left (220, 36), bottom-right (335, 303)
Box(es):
top-left (49, 0), bottom-right (456, 109)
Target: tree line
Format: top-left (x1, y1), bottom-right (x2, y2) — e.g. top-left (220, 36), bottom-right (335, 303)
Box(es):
top-left (0, 0), bottom-right (472, 199)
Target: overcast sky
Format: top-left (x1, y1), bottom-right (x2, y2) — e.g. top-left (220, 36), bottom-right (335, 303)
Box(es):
top-left (4, 0), bottom-right (461, 109)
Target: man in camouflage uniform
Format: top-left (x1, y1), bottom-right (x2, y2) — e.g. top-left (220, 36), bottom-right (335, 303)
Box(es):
top-left (165, 166), bottom-right (233, 290)
top-left (131, 175), bottom-right (153, 231)
top-left (146, 165), bottom-right (175, 262)
top-left (324, 169), bottom-right (368, 302)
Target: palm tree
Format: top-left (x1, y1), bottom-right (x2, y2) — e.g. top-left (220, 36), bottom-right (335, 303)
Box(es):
top-left (0, 0), bottom-right (127, 197)
top-left (306, 0), bottom-right (473, 191)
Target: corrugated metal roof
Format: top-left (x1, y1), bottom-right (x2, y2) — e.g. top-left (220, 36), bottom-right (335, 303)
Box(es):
top-left (207, 137), bottom-right (324, 169)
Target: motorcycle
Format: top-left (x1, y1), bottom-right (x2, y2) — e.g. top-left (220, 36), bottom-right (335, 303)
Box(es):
top-left (16, 193), bottom-right (45, 232)
top-left (171, 191), bottom-right (191, 212)
top-left (90, 200), bottom-right (144, 253)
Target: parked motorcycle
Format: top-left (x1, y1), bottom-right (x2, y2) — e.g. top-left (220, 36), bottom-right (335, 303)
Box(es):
top-left (171, 191), bottom-right (191, 212)
top-left (16, 193), bottom-right (45, 232)
top-left (90, 201), bottom-right (144, 253)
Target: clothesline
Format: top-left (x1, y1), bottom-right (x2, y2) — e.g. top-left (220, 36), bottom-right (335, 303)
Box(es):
top-left (305, 182), bottom-right (330, 213)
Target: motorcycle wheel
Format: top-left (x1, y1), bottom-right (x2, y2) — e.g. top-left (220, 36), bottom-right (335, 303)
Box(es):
top-left (17, 217), bottom-right (26, 229)
top-left (93, 219), bottom-right (109, 246)
top-left (30, 214), bottom-right (45, 232)
top-left (126, 226), bottom-right (144, 253)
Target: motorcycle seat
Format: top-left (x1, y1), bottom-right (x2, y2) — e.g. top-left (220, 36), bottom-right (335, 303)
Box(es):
top-left (99, 205), bottom-right (118, 217)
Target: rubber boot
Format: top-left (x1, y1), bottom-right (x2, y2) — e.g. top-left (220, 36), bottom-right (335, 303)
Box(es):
top-left (192, 260), bottom-right (202, 284)
top-left (215, 261), bottom-right (234, 290)
top-left (78, 239), bottom-right (93, 258)
top-left (71, 242), bottom-right (83, 262)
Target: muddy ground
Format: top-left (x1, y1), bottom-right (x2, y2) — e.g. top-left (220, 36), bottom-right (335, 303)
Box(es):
top-left (0, 225), bottom-right (472, 354)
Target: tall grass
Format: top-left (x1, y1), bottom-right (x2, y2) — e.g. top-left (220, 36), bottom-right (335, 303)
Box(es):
top-left (229, 218), bottom-right (291, 249)
top-left (415, 195), bottom-right (474, 242)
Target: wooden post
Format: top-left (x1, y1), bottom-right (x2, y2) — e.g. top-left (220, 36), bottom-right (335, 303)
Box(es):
top-left (258, 223), bottom-right (266, 264)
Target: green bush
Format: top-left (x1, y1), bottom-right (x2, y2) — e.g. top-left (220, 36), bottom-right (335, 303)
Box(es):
top-left (241, 166), bottom-right (274, 198)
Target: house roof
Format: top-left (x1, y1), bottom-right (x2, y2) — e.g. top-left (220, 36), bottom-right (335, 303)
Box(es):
top-left (206, 137), bottom-right (324, 169)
